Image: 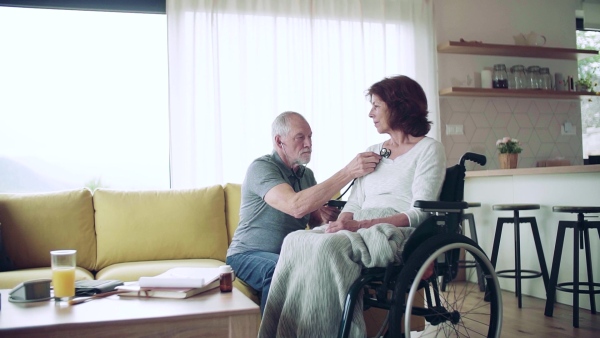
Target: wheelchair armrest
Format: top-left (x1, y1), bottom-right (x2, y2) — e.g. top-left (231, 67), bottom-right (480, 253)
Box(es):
top-left (414, 200), bottom-right (469, 213)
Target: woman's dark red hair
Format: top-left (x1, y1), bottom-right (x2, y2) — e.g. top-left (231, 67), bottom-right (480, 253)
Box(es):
top-left (366, 75), bottom-right (432, 137)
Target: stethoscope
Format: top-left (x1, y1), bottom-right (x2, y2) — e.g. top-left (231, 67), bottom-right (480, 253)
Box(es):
top-left (290, 164), bottom-right (306, 191)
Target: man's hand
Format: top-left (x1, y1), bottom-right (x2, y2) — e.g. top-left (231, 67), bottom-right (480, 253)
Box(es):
top-left (345, 152), bottom-right (382, 179)
top-left (309, 205), bottom-right (341, 228)
top-left (325, 218), bottom-right (360, 233)
top-left (319, 205), bottom-right (341, 223)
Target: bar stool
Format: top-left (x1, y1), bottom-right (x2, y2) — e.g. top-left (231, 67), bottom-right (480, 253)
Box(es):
top-left (544, 206), bottom-right (600, 328)
top-left (460, 202), bottom-right (485, 291)
top-left (490, 203), bottom-right (550, 308)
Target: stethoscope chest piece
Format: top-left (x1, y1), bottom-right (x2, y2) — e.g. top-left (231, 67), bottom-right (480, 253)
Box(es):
top-left (380, 148), bottom-right (391, 159)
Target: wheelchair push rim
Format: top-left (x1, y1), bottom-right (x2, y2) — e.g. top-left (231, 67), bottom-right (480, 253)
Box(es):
top-left (402, 235), bottom-right (503, 338)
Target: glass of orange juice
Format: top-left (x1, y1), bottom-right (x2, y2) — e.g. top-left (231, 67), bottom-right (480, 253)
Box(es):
top-left (50, 250), bottom-right (76, 301)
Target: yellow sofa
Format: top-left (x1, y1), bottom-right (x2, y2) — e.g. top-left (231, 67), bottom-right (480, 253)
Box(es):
top-left (0, 183), bottom-right (259, 304)
top-left (1, 184), bottom-right (426, 333)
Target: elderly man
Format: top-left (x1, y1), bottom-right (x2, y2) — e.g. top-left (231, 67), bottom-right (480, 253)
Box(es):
top-left (226, 111), bottom-right (381, 314)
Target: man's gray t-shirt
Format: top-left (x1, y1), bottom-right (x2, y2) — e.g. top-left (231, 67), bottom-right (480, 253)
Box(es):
top-left (226, 152), bottom-right (317, 257)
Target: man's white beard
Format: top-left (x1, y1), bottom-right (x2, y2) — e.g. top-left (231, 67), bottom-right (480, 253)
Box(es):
top-left (296, 156), bottom-right (310, 166)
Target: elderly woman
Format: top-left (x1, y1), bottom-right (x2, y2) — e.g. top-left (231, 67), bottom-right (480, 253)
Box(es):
top-left (326, 75), bottom-right (446, 234)
top-left (259, 75), bottom-right (446, 338)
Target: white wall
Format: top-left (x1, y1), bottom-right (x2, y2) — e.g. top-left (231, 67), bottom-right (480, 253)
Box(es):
top-left (434, 0), bottom-right (579, 90)
top-left (435, 0), bottom-right (578, 47)
top-left (583, 1), bottom-right (600, 30)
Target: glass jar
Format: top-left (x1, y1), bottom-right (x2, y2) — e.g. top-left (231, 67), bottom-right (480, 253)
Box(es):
top-left (492, 64), bottom-right (508, 89)
top-left (510, 65), bottom-right (527, 89)
top-left (539, 67), bottom-right (552, 90)
top-left (526, 66), bottom-right (541, 89)
top-left (508, 66), bottom-right (516, 89)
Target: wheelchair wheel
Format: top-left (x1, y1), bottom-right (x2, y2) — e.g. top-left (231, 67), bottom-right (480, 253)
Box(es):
top-left (396, 233), bottom-right (502, 338)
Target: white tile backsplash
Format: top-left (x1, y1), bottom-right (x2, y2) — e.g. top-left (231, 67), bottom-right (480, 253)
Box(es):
top-left (441, 97), bottom-right (583, 169)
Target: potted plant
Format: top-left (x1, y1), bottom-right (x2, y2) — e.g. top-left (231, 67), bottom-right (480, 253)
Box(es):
top-left (496, 137), bottom-right (522, 169)
top-left (576, 67), bottom-right (598, 92)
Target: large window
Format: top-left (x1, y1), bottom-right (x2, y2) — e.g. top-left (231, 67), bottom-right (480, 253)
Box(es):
top-left (1, 1), bottom-right (436, 193)
top-left (577, 30), bottom-right (600, 160)
top-left (0, 6), bottom-right (169, 193)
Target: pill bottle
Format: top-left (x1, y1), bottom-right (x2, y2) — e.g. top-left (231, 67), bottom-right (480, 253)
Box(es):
top-left (219, 265), bottom-right (233, 292)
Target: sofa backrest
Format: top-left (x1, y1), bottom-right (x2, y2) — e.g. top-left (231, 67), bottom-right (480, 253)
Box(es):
top-left (93, 185), bottom-right (229, 271)
top-left (223, 183), bottom-right (242, 244)
top-left (0, 189), bottom-right (97, 271)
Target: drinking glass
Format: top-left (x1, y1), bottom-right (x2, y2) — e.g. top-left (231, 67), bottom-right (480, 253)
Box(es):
top-left (51, 250), bottom-right (77, 301)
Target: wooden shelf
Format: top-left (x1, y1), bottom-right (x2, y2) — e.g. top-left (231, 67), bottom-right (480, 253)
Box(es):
top-left (439, 87), bottom-right (599, 99)
top-left (437, 41), bottom-right (599, 60)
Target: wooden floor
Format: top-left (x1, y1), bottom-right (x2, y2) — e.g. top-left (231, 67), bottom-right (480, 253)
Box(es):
top-left (497, 288), bottom-right (599, 338)
top-left (405, 284), bottom-right (599, 337)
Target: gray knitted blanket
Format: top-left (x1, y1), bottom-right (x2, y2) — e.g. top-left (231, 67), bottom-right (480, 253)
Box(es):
top-left (259, 208), bottom-right (414, 338)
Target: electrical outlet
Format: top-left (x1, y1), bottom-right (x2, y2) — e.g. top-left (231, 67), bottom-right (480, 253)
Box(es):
top-left (561, 123), bottom-right (577, 135)
top-left (455, 124), bottom-right (464, 135)
top-left (446, 124), bottom-right (464, 135)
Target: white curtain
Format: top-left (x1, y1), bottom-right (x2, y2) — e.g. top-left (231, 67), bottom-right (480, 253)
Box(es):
top-left (167, 0), bottom-right (437, 189)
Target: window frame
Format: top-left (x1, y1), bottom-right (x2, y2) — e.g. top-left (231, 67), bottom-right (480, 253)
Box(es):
top-left (0, 0), bottom-right (165, 14)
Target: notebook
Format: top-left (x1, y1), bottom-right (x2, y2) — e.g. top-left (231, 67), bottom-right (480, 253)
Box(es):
top-left (116, 279), bottom-right (220, 299)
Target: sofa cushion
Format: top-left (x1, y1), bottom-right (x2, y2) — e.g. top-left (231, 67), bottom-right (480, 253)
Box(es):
top-left (95, 258), bottom-right (225, 282)
top-left (224, 183), bottom-right (242, 244)
top-left (93, 186), bottom-right (229, 271)
top-left (0, 189), bottom-right (96, 271)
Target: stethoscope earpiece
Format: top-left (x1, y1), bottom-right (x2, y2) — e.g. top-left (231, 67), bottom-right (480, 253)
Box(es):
top-left (380, 148), bottom-right (391, 159)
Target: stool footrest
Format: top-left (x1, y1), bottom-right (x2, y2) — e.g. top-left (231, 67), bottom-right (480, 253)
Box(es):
top-left (496, 269), bottom-right (543, 279)
top-left (556, 282), bottom-right (600, 295)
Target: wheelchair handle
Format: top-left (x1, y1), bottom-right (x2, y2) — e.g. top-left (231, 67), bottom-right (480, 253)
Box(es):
top-left (460, 152), bottom-right (486, 166)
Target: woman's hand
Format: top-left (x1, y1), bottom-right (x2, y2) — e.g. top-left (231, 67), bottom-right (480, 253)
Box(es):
top-left (325, 218), bottom-right (361, 233)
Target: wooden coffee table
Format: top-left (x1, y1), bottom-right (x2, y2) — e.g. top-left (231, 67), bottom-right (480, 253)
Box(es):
top-left (0, 288), bottom-right (259, 337)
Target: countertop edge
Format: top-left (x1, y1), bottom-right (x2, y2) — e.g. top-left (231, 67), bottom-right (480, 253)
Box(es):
top-left (466, 165), bottom-right (600, 177)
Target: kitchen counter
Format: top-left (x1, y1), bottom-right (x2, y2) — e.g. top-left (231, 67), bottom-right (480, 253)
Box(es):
top-left (463, 165), bottom-right (599, 310)
top-left (466, 164), bottom-right (600, 177)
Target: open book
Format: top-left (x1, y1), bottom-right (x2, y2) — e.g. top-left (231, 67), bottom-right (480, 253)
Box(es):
top-left (116, 267), bottom-right (221, 299)
top-left (138, 267), bottom-right (221, 288)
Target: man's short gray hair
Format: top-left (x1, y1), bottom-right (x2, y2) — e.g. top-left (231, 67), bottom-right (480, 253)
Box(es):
top-left (271, 111), bottom-right (306, 142)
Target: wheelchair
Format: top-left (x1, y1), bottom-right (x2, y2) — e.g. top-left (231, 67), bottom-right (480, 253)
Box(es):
top-left (337, 152), bottom-right (503, 338)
